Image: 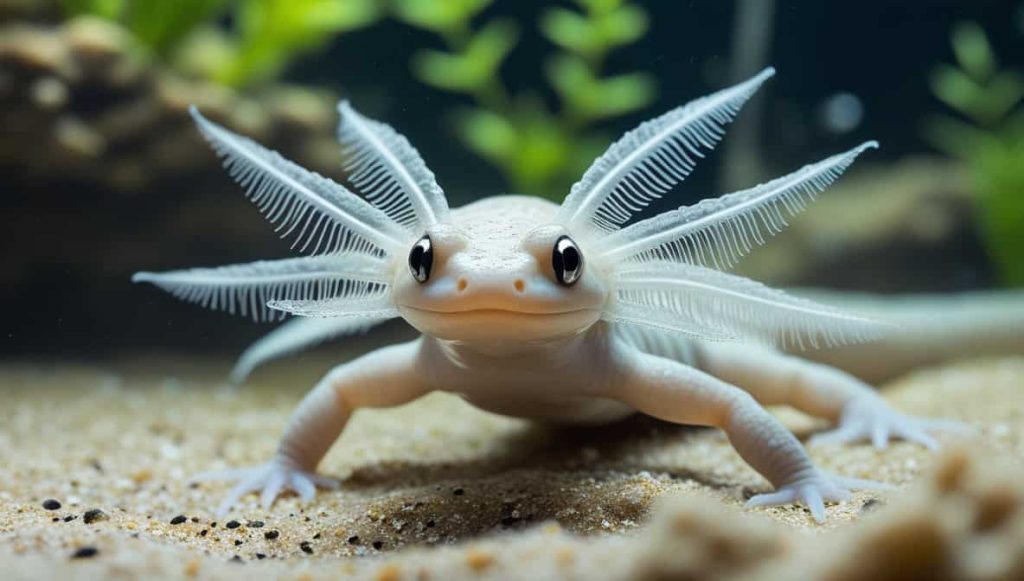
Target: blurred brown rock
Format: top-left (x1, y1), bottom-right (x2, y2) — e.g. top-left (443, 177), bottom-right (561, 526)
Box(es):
top-left (735, 157), bottom-right (991, 293)
top-left (0, 16), bottom-right (347, 355)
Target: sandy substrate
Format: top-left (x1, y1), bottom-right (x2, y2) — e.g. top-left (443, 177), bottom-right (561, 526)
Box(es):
top-left (1, 355), bottom-right (1022, 580)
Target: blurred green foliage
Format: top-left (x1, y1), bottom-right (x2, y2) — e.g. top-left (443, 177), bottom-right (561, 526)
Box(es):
top-left (59, 0), bottom-right (380, 88)
top-left (394, 0), bottom-right (656, 199)
top-left (180, 0), bottom-right (380, 87)
top-left (59, 0), bottom-right (653, 197)
top-left (61, 0), bottom-right (229, 56)
top-left (925, 22), bottom-right (1024, 286)
top-left (60, 0), bottom-right (124, 21)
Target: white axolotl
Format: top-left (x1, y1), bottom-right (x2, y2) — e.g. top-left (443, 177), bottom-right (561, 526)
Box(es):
top-left (136, 68), bottom-right (990, 522)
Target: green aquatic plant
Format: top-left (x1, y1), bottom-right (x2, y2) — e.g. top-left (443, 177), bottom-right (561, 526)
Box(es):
top-left (925, 21), bottom-right (1024, 286)
top-left (59, 0), bottom-right (381, 88)
top-left (60, 0), bottom-right (230, 57)
top-left (60, 0), bottom-right (123, 21)
top-left (393, 0), bottom-right (656, 199)
top-left (184, 0), bottom-right (381, 88)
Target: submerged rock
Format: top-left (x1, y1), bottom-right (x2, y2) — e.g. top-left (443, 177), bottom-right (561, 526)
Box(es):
top-left (0, 17), bottom-right (341, 193)
top-left (0, 16), bottom-right (349, 355)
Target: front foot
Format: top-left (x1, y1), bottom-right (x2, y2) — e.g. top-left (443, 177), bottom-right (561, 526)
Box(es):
top-left (194, 458), bottom-right (339, 517)
top-left (810, 396), bottom-right (968, 451)
top-left (745, 470), bottom-right (889, 523)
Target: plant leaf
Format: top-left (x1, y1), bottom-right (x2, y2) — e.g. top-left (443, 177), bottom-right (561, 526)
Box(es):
top-left (540, 8), bottom-right (602, 58)
top-left (547, 55), bottom-right (655, 121)
top-left (412, 19), bottom-right (518, 93)
top-left (457, 108), bottom-right (518, 163)
top-left (392, 0), bottom-right (491, 35)
top-left (951, 22), bottom-right (995, 82)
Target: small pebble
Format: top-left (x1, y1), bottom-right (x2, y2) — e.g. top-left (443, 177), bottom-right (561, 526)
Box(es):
top-left (199, 530), bottom-right (208, 537)
top-left (861, 499), bottom-right (886, 514)
top-left (465, 548), bottom-right (495, 572)
top-left (63, 515), bottom-right (76, 522)
top-left (83, 509), bottom-right (108, 524)
top-left (234, 540), bottom-right (243, 546)
top-left (226, 520), bottom-right (241, 529)
top-left (372, 541), bottom-right (384, 550)
top-left (170, 515), bottom-right (188, 525)
top-left (42, 499), bottom-right (62, 510)
top-left (71, 546), bottom-right (98, 559)
top-left (453, 488), bottom-right (464, 496)
top-left (347, 535), bottom-right (360, 545)
top-left (300, 542), bottom-right (313, 555)
top-left (255, 553), bottom-right (266, 560)
top-left (229, 555), bottom-right (243, 563)
top-left (313, 533), bottom-right (321, 539)
top-left (247, 520), bottom-right (264, 528)
top-left (264, 530), bottom-right (279, 540)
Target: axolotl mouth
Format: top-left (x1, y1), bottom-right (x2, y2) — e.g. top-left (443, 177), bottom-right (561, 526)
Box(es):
top-left (402, 305), bottom-right (594, 316)
top-left (398, 305), bottom-right (604, 342)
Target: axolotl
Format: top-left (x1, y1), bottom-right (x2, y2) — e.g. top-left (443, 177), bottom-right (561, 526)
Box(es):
top-left (135, 68), bottom-right (982, 522)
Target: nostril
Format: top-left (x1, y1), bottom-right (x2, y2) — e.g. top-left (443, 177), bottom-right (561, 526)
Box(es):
top-left (457, 278), bottom-right (468, 292)
top-left (514, 279), bottom-right (525, 293)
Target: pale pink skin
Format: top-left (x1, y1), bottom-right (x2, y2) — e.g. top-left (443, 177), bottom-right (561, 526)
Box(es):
top-left (198, 196), bottom-right (959, 523)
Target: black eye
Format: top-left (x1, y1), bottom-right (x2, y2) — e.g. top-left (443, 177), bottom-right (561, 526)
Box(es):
top-left (408, 234), bottom-right (433, 283)
top-left (552, 235), bottom-right (583, 286)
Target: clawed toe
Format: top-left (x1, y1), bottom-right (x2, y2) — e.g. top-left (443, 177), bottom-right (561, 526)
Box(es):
top-left (309, 474), bottom-right (341, 489)
top-left (193, 461), bottom-right (338, 516)
top-left (831, 474), bottom-right (892, 491)
top-left (745, 489), bottom-right (797, 508)
top-left (808, 424), bottom-right (861, 447)
top-left (290, 473), bottom-right (317, 502)
top-left (259, 471), bottom-right (288, 510)
top-left (217, 477), bottom-right (263, 517)
top-left (747, 485), bottom-right (836, 523)
top-left (745, 471), bottom-right (887, 523)
top-left (810, 397), bottom-right (970, 452)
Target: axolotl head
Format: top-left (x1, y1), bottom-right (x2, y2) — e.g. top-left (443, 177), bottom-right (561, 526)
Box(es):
top-left (391, 197), bottom-right (608, 343)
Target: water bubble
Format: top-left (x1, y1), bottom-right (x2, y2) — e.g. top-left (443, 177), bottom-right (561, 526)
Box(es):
top-left (818, 92), bottom-right (864, 134)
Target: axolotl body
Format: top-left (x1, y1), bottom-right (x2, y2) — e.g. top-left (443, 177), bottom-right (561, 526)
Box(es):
top-left (135, 68), bottom-right (968, 522)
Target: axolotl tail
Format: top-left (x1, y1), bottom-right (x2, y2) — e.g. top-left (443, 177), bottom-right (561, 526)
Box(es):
top-left (793, 289), bottom-right (1024, 384)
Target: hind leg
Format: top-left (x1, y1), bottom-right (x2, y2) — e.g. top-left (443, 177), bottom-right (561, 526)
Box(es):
top-left (608, 347), bottom-right (887, 522)
top-left (692, 343), bottom-right (965, 450)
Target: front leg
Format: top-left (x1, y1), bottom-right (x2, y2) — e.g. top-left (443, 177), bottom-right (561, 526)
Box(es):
top-left (692, 343), bottom-right (964, 450)
top-left (199, 339), bottom-right (430, 516)
top-left (608, 347), bottom-right (883, 522)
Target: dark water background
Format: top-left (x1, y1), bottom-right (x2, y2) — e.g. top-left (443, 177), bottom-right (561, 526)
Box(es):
top-left (326, 0), bottom-right (1021, 201)
top-left (2, 0), bottom-right (1021, 360)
